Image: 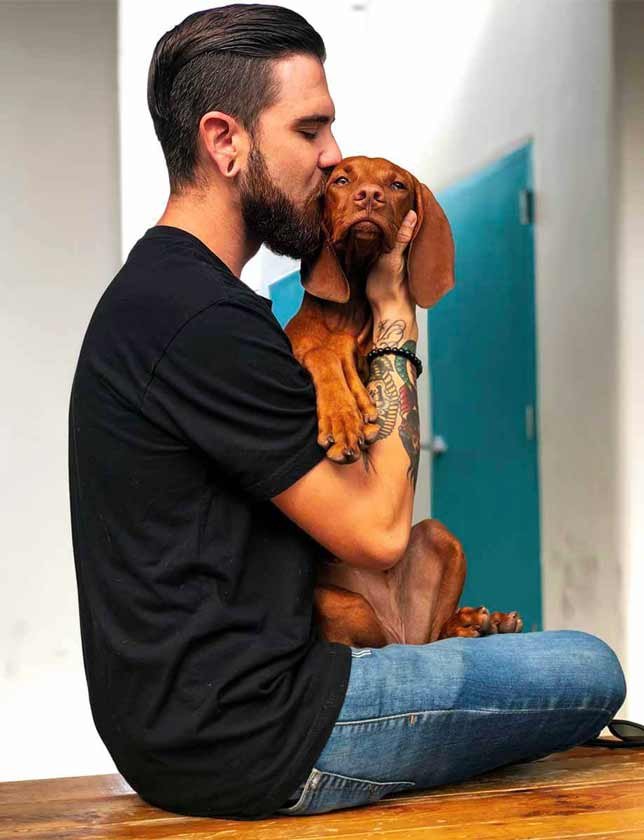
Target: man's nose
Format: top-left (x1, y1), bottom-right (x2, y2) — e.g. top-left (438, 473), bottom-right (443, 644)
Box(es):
top-left (320, 134), bottom-right (342, 170)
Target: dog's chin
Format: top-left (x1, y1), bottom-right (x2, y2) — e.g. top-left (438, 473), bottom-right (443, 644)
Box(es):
top-left (350, 219), bottom-right (382, 237)
top-left (334, 219), bottom-right (384, 252)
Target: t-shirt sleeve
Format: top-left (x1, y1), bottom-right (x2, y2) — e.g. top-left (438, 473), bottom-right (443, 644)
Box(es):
top-left (140, 298), bottom-right (326, 501)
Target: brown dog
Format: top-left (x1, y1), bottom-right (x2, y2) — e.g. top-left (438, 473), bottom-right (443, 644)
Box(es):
top-left (285, 156), bottom-right (523, 646)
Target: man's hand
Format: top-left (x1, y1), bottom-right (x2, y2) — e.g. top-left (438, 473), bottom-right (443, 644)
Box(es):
top-left (366, 210), bottom-right (417, 312)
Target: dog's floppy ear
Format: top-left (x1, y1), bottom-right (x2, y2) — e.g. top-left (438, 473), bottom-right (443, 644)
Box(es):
top-left (407, 177), bottom-right (455, 308)
top-left (300, 224), bottom-right (350, 304)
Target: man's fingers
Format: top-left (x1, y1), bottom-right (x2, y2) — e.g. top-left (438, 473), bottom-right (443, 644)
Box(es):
top-left (369, 210), bottom-right (417, 284)
top-left (395, 210), bottom-right (417, 248)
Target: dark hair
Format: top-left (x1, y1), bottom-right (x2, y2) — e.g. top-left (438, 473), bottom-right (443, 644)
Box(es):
top-left (147, 4), bottom-right (326, 192)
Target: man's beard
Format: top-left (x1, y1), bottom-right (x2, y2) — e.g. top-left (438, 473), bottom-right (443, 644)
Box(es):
top-left (239, 140), bottom-right (325, 259)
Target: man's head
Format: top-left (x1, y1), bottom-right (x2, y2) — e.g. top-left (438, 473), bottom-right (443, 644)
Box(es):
top-left (148, 4), bottom-right (342, 258)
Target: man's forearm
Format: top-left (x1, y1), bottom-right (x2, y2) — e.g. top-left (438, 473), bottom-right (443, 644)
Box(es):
top-left (362, 305), bottom-right (420, 547)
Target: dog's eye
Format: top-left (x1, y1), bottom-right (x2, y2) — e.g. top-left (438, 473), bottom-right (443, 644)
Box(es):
top-left (392, 181), bottom-right (407, 190)
top-left (333, 176), bottom-right (349, 185)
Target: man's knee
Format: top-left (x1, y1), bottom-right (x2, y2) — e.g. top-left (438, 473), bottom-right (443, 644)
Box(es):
top-left (555, 630), bottom-right (626, 715)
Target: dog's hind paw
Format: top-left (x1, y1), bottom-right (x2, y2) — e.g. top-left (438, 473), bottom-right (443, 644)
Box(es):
top-left (438, 606), bottom-right (523, 639)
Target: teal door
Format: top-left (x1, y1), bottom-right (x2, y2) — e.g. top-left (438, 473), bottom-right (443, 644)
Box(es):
top-left (431, 144), bottom-right (542, 632)
top-left (269, 271), bottom-right (304, 328)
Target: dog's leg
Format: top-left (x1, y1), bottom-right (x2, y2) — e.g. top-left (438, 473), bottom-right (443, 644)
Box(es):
top-left (314, 583), bottom-right (388, 648)
top-left (391, 518), bottom-right (467, 644)
top-left (300, 345), bottom-right (380, 463)
top-left (317, 520), bottom-right (524, 646)
top-left (316, 518), bottom-right (466, 645)
top-left (390, 519), bottom-right (524, 641)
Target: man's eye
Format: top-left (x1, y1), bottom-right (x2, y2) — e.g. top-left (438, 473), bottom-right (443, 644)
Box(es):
top-left (300, 131), bottom-right (318, 140)
top-left (334, 176), bottom-right (349, 185)
top-left (392, 181), bottom-right (407, 190)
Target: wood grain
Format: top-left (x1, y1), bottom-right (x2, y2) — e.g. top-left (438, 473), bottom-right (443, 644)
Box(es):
top-left (1, 744), bottom-right (643, 840)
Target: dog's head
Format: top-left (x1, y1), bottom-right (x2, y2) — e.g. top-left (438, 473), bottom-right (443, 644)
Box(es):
top-left (301, 155), bottom-right (455, 308)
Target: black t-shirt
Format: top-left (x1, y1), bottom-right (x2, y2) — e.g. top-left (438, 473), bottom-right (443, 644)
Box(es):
top-left (68, 225), bottom-right (351, 819)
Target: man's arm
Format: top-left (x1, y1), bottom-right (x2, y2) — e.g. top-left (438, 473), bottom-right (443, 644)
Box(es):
top-left (272, 303), bottom-right (418, 571)
top-left (364, 306), bottom-right (420, 534)
top-left (272, 212), bottom-right (420, 571)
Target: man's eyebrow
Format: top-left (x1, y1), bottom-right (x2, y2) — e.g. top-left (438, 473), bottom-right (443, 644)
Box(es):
top-left (292, 114), bottom-right (336, 126)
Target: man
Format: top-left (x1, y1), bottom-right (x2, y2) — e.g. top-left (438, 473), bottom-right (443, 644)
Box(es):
top-left (69, 3), bottom-right (626, 821)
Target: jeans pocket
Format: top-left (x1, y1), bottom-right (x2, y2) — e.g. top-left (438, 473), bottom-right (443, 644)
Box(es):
top-left (277, 767), bottom-right (415, 816)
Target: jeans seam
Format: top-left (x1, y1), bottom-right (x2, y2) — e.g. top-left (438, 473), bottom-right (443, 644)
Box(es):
top-left (335, 706), bottom-right (615, 725)
top-left (276, 768), bottom-right (320, 814)
top-left (315, 769), bottom-right (416, 787)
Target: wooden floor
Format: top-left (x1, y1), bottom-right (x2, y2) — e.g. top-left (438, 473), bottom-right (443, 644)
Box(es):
top-left (1, 742), bottom-right (643, 839)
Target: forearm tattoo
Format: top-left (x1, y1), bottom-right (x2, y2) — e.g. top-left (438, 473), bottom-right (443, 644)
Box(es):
top-left (366, 319), bottom-right (421, 488)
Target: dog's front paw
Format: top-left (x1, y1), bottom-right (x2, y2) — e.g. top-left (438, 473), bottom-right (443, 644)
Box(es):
top-left (317, 400), bottom-right (375, 464)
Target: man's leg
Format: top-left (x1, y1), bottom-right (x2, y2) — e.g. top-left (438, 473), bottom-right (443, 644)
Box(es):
top-left (278, 630), bottom-right (626, 816)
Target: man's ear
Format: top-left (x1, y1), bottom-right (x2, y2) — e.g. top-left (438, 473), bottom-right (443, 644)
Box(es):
top-left (300, 223), bottom-right (351, 303)
top-left (198, 111), bottom-right (246, 178)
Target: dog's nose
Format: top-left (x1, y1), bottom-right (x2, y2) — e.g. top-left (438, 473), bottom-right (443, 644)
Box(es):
top-left (353, 183), bottom-right (385, 207)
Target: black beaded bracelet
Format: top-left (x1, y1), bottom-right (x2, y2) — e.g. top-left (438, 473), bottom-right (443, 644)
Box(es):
top-left (366, 344), bottom-right (423, 377)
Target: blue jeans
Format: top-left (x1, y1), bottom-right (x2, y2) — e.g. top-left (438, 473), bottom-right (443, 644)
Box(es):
top-left (278, 630), bottom-right (626, 816)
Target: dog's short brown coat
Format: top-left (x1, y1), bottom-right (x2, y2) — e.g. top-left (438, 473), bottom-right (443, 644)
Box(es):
top-left (284, 156), bottom-right (523, 646)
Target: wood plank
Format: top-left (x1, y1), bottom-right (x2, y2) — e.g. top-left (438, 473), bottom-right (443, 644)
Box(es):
top-left (3, 782), bottom-right (644, 840)
top-left (1, 744), bottom-right (636, 807)
top-left (1, 746), bottom-right (643, 840)
top-left (0, 773), bottom-right (133, 805)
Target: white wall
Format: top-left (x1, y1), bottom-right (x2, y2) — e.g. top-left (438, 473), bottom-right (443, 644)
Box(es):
top-left (118, 0), bottom-right (626, 691)
top-left (361, 0), bottom-right (622, 664)
top-left (0, 0), bottom-right (120, 780)
top-left (116, 0), bottom-right (636, 724)
top-left (358, 0), bottom-right (623, 679)
top-left (3, 0), bottom-right (633, 784)
top-left (615, 0), bottom-right (644, 723)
